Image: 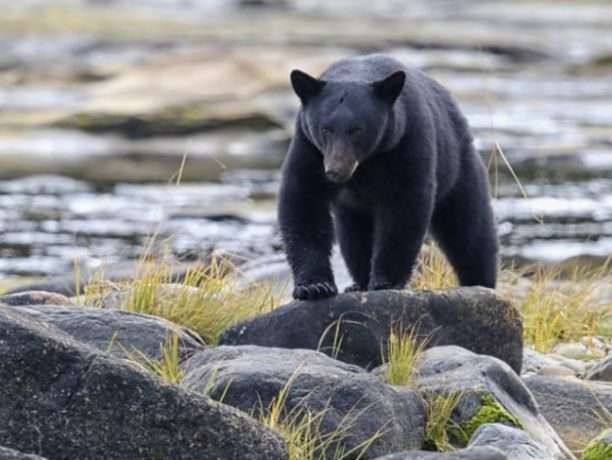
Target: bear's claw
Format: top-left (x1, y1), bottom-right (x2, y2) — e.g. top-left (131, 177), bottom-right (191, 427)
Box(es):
top-left (293, 281), bottom-right (338, 300)
top-left (344, 283), bottom-right (365, 293)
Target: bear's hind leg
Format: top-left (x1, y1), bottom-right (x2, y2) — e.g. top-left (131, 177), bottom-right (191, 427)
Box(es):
top-left (334, 204), bottom-right (373, 291)
top-left (431, 157), bottom-right (499, 288)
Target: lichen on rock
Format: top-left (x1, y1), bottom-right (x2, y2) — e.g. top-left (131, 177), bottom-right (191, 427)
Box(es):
top-left (581, 429), bottom-right (612, 460)
top-left (449, 394), bottom-right (522, 446)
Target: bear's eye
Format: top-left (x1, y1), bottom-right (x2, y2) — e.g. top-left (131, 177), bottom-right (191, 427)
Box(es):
top-left (321, 127), bottom-right (332, 135)
top-left (348, 127), bottom-right (364, 136)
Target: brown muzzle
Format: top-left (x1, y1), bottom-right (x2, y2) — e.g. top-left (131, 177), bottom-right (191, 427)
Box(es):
top-left (323, 144), bottom-right (358, 184)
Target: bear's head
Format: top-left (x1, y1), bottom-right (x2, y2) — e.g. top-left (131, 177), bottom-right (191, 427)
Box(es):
top-left (290, 69), bottom-right (405, 184)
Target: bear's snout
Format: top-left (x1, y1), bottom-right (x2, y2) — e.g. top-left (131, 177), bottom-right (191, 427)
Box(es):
top-left (324, 152), bottom-right (358, 184)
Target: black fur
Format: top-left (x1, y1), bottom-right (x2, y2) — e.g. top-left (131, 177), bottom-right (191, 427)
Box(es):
top-left (279, 54), bottom-right (498, 300)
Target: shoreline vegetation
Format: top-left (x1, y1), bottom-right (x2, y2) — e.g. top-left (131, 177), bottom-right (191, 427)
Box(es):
top-left (50, 243), bottom-right (609, 458)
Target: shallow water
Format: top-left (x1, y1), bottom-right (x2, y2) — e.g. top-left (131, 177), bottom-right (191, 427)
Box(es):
top-left (0, 172), bottom-right (609, 278)
top-left (0, 0), bottom-right (611, 280)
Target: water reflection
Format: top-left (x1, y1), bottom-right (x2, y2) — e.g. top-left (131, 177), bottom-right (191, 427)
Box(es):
top-left (0, 173), bottom-right (609, 277)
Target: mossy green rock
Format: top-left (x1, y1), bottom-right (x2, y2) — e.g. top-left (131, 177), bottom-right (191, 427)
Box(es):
top-left (582, 429), bottom-right (612, 460)
top-left (416, 346), bottom-right (574, 459)
top-left (449, 395), bottom-right (522, 445)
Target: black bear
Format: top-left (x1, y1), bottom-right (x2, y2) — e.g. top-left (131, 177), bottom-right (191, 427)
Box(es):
top-left (278, 54), bottom-right (498, 300)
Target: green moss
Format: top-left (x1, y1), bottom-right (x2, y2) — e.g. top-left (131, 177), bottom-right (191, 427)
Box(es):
top-left (448, 394), bottom-right (522, 446)
top-left (582, 432), bottom-right (612, 460)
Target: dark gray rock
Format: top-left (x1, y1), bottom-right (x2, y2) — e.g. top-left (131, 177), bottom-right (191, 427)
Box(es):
top-left (521, 349), bottom-right (562, 376)
top-left (416, 347), bottom-right (573, 460)
top-left (181, 345), bottom-right (426, 459)
top-left (524, 375), bottom-right (612, 453)
top-left (0, 446), bottom-right (47, 460)
top-left (469, 424), bottom-right (554, 459)
top-left (374, 447), bottom-right (507, 459)
top-left (0, 306), bottom-right (287, 460)
top-left (9, 304), bottom-right (205, 361)
top-left (586, 355), bottom-right (612, 382)
top-left (0, 291), bottom-right (72, 306)
top-left (219, 287), bottom-right (523, 373)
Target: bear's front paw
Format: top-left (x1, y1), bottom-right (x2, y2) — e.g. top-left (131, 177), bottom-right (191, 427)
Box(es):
top-left (344, 283), bottom-right (365, 293)
top-left (293, 281), bottom-right (338, 300)
top-left (368, 281), bottom-right (404, 291)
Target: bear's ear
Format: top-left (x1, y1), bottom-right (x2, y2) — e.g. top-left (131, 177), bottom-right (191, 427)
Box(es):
top-left (291, 70), bottom-right (326, 104)
top-left (373, 70), bottom-right (406, 105)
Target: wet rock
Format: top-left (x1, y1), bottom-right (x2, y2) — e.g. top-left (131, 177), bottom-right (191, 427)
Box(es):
top-left (181, 345), bottom-right (426, 458)
top-left (586, 355), bottom-right (612, 382)
top-left (219, 287), bottom-right (523, 373)
top-left (523, 375), bottom-right (612, 453)
top-left (521, 349), bottom-right (562, 376)
top-left (469, 424), bottom-right (554, 460)
top-left (552, 342), bottom-right (594, 360)
top-left (0, 290), bottom-right (72, 306)
top-left (581, 429), bottom-right (612, 460)
top-left (0, 446), bottom-right (46, 460)
top-left (0, 305), bottom-right (287, 459)
top-left (536, 366), bottom-right (575, 378)
top-left (374, 447), bottom-right (507, 459)
top-left (416, 346), bottom-right (573, 459)
top-left (57, 104), bottom-right (283, 138)
top-left (9, 304), bottom-right (205, 361)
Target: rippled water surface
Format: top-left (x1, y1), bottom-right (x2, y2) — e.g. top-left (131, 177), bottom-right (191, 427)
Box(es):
top-left (0, 172), bottom-right (610, 277)
top-left (0, 0), bottom-right (611, 280)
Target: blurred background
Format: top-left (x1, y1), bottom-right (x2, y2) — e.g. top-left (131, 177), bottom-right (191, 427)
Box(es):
top-left (0, 0), bottom-right (610, 288)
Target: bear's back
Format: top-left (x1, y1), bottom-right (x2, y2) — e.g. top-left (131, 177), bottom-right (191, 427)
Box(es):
top-left (320, 54), bottom-right (408, 82)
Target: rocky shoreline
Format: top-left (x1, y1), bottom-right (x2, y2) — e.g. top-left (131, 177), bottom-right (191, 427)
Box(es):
top-left (1, 286), bottom-right (610, 459)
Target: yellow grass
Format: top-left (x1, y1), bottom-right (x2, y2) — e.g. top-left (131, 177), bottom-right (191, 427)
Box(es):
top-left (82, 250), bottom-right (284, 345)
top-left (517, 261), bottom-right (611, 353)
top-left (381, 326), bottom-right (429, 387)
top-left (259, 370), bottom-right (381, 460)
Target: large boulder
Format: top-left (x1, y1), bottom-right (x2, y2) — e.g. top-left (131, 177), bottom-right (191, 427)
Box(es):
top-left (0, 447), bottom-right (46, 460)
top-left (523, 375), bottom-right (612, 453)
top-left (586, 355), bottom-right (612, 382)
top-left (468, 423), bottom-right (554, 460)
top-left (0, 291), bottom-right (72, 306)
top-left (9, 304), bottom-right (205, 361)
top-left (415, 346), bottom-right (573, 460)
top-left (374, 447), bottom-right (507, 459)
top-left (219, 288), bottom-right (523, 373)
top-left (372, 424), bottom-right (552, 459)
top-left (0, 306), bottom-right (287, 459)
top-left (181, 345), bottom-right (426, 459)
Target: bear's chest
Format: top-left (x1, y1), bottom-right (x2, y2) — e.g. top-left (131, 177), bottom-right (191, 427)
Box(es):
top-left (335, 184), bottom-right (376, 214)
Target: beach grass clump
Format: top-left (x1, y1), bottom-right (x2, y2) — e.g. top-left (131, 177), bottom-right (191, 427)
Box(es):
top-left (82, 250), bottom-right (284, 345)
top-left (381, 326), bottom-right (429, 387)
top-left (124, 332), bottom-right (183, 384)
top-left (410, 244), bottom-right (457, 290)
top-left (259, 372), bottom-right (381, 460)
top-left (518, 261), bottom-right (611, 353)
top-left (423, 390), bottom-right (464, 452)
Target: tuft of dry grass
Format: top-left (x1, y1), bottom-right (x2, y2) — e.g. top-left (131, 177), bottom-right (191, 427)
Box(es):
top-left (82, 250), bottom-right (284, 345)
top-left (410, 244), bottom-right (457, 290)
top-left (124, 332), bottom-right (183, 384)
top-left (381, 325), bottom-right (429, 387)
top-left (259, 371), bottom-right (381, 460)
top-left (423, 390), bottom-right (464, 452)
top-left (517, 261), bottom-right (611, 353)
